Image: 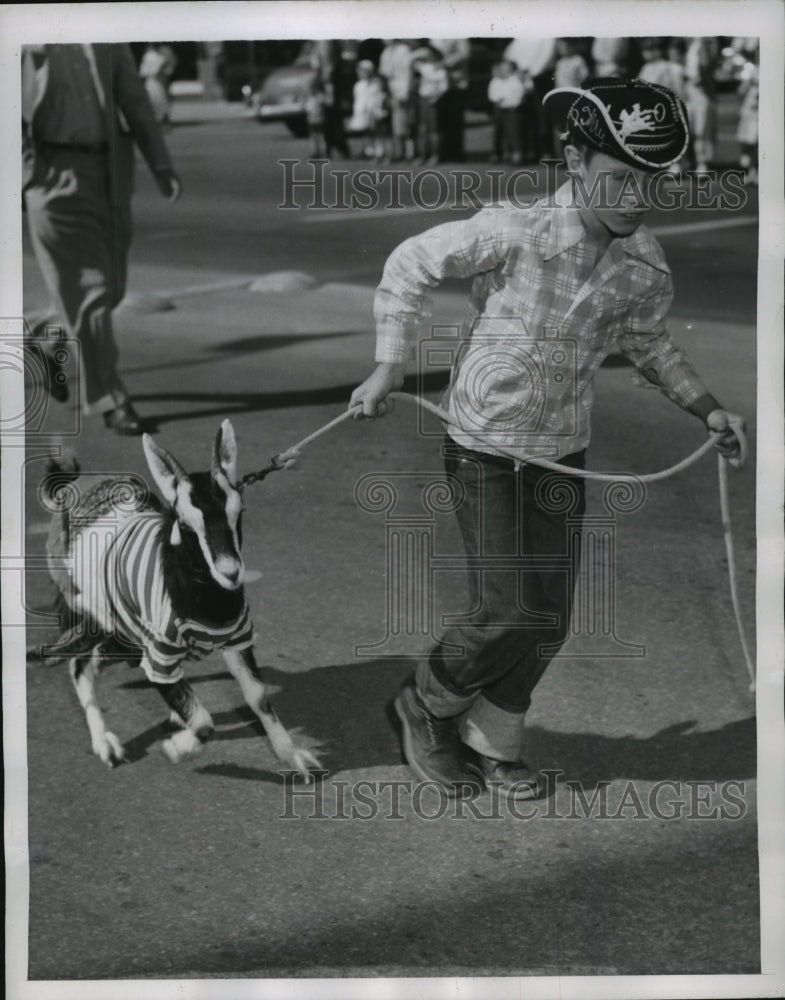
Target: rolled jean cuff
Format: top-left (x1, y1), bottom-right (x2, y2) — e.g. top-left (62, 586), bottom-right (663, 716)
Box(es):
top-left (458, 694), bottom-right (527, 761)
top-left (415, 660), bottom-right (477, 719)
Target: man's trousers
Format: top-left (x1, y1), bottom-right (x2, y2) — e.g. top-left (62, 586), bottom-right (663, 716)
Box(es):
top-left (25, 146), bottom-right (132, 415)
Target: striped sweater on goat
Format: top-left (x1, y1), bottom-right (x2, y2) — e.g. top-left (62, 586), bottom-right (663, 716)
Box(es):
top-left (98, 511), bottom-right (254, 683)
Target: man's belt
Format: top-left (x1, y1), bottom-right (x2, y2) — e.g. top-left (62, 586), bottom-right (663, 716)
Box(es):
top-left (40, 139), bottom-right (109, 154)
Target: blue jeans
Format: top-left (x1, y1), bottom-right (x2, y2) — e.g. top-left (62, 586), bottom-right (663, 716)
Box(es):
top-left (426, 437), bottom-right (586, 716)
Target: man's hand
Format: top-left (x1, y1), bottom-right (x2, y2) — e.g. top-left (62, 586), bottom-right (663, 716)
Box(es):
top-left (706, 409), bottom-right (747, 468)
top-left (349, 362), bottom-right (407, 418)
top-left (155, 168), bottom-right (182, 202)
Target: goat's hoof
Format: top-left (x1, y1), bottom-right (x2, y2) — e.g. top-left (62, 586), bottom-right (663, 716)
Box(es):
top-left (287, 748), bottom-right (323, 783)
top-left (161, 731), bottom-right (203, 764)
top-left (94, 731), bottom-right (126, 768)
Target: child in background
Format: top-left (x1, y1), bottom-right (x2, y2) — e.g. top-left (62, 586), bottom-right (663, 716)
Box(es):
top-left (736, 48), bottom-right (759, 185)
top-left (488, 60), bottom-right (525, 164)
top-left (412, 46), bottom-right (449, 164)
top-left (639, 38), bottom-right (686, 97)
top-left (348, 60), bottom-right (388, 160)
top-left (379, 39), bottom-right (415, 162)
top-left (553, 38), bottom-right (589, 89)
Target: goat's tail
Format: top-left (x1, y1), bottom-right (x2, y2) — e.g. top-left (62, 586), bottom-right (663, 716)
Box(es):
top-left (26, 592), bottom-right (88, 665)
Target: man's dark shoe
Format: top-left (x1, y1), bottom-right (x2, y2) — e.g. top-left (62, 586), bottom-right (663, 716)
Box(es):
top-left (394, 681), bottom-right (482, 798)
top-left (467, 753), bottom-right (543, 800)
top-left (104, 400), bottom-right (144, 436)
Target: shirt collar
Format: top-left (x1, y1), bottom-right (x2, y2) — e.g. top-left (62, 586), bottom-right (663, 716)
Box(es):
top-left (540, 181), bottom-right (670, 275)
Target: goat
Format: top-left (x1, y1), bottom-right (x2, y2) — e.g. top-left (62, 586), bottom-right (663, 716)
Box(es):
top-left (33, 420), bottom-right (321, 780)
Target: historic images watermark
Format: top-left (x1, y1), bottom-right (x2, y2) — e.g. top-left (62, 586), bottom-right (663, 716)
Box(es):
top-left (279, 158), bottom-right (749, 212)
top-left (279, 771), bottom-right (749, 822)
top-left (2, 317), bottom-right (85, 633)
top-left (1, 316), bottom-right (81, 439)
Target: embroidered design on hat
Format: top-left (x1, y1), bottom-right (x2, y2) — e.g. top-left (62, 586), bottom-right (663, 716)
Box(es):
top-left (617, 103), bottom-right (657, 139)
top-left (543, 78), bottom-right (690, 170)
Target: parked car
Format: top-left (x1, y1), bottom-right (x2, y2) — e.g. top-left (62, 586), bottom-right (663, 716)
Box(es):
top-left (248, 49), bottom-right (322, 136)
top-left (247, 41), bottom-right (370, 137)
top-left (247, 39), bottom-right (511, 136)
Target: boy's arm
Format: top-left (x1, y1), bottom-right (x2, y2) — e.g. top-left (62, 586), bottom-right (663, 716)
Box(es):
top-left (351, 212), bottom-right (508, 417)
top-left (617, 274), bottom-right (747, 465)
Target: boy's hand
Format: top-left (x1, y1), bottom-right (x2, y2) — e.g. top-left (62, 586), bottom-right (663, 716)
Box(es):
top-left (706, 409), bottom-right (747, 468)
top-left (350, 362), bottom-right (407, 418)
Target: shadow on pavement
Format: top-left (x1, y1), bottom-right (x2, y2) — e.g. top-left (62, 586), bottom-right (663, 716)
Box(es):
top-left (526, 716), bottom-right (756, 785)
top-left (134, 371), bottom-right (451, 427)
top-left (192, 658), bottom-right (756, 785)
top-left (123, 330), bottom-right (363, 376)
top-left (112, 654), bottom-right (755, 784)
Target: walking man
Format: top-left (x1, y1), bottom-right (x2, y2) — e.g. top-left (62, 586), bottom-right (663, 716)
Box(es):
top-left (350, 78), bottom-right (746, 800)
top-left (22, 43), bottom-right (182, 435)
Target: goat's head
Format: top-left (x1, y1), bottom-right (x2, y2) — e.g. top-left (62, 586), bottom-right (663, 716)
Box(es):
top-left (142, 420), bottom-right (245, 590)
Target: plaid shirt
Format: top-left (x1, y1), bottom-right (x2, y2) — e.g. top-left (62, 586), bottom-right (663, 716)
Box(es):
top-left (374, 183), bottom-right (709, 459)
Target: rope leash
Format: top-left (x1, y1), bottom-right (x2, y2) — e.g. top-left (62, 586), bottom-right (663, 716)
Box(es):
top-left (238, 391), bottom-right (754, 691)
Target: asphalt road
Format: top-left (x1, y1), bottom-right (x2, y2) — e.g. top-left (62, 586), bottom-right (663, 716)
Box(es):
top-left (17, 96), bottom-right (760, 984)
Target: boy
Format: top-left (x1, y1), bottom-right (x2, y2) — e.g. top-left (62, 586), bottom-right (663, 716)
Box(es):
top-left (350, 79), bottom-right (746, 801)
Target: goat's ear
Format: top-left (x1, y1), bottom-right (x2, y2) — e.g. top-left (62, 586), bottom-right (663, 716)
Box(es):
top-left (143, 433), bottom-right (187, 506)
top-left (212, 419), bottom-right (238, 485)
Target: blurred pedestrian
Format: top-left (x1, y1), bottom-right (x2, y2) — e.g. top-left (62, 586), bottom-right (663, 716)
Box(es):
top-left (684, 36), bottom-right (719, 173)
top-left (429, 38), bottom-right (470, 162)
top-left (412, 46), bottom-right (448, 164)
top-left (664, 38), bottom-right (688, 100)
top-left (553, 38), bottom-right (589, 89)
top-left (22, 43), bottom-right (181, 435)
top-left (736, 46), bottom-right (759, 185)
top-left (305, 76), bottom-right (329, 158)
top-left (488, 59), bottom-right (525, 164)
top-left (379, 39), bottom-right (415, 162)
top-left (139, 43), bottom-right (177, 127)
top-left (311, 40), bottom-right (350, 159)
top-left (516, 67), bottom-right (539, 162)
top-left (590, 36), bottom-right (631, 77)
top-left (350, 76), bottom-right (746, 801)
top-left (503, 37), bottom-right (556, 157)
top-left (348, 59), bottom-right (388, 160)
top-left (638, 38), bottom-right (686, 96)
top-left (552, 38), bottom-right (590, 158)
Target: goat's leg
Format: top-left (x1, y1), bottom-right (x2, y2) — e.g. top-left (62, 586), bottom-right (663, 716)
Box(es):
top-left (222, 646), bottom-right (322, 781)
top-left (69, 650), bottom-right (125, 767)
top-left (154, 678), bottom-right (214, 763)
